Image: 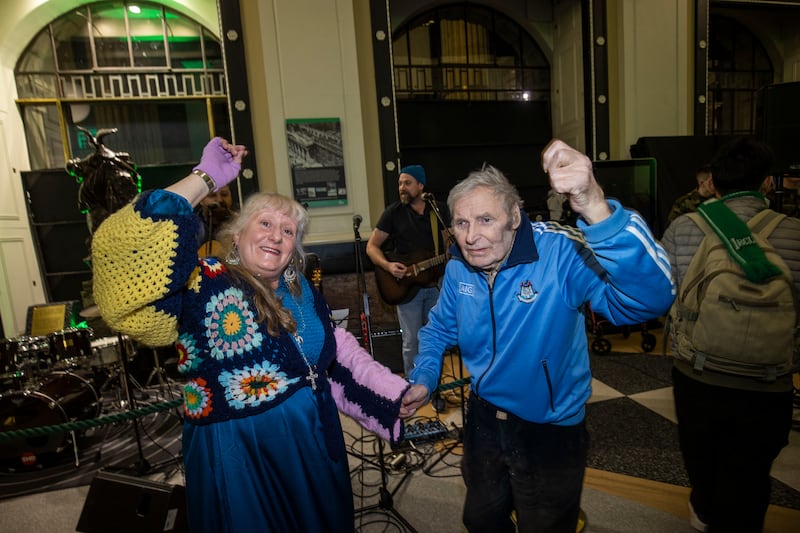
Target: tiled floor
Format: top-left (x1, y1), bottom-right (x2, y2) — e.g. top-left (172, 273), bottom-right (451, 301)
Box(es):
top-left (586, 330), bottom-right (800, 506)
top-left (430, 329), bottom-right (800, 508)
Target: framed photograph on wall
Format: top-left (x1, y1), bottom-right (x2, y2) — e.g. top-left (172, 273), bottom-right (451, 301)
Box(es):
top-left (286, 118), bottom-right (347, 207)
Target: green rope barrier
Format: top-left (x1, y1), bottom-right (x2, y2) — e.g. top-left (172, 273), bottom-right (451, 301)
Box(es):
top-left (435, 376), bottom-right (471, 393)
top-left (0, 377), bottom-right (468, 443)
top-left (0, 398), bottom-right (183, 443)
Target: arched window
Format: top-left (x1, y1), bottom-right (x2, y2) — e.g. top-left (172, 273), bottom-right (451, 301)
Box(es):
top-left (392, 3), bottom-right (549, 102)
top-left (15, 1), bottom-right (228, 170)
top-left (707, 14), bottom-right (773, 136)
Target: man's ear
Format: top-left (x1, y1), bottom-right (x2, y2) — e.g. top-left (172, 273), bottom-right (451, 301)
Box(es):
top-left (512, 208), bottom-right (521, 230)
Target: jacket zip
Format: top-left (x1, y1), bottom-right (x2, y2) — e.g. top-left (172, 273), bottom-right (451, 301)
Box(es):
top-left (541, 360), bottom-right (555, 411)
top-left (474, 277), bottom-right (496, 396)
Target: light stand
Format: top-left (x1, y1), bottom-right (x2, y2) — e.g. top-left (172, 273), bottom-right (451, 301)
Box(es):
top-left (351, 215), bottom-right (417, 532)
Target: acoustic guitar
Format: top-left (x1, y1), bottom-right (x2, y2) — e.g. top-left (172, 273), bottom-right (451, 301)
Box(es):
top-left (374, 250), bottom-right (448, 305)
top-left (198, 239), bottom-right (223, 258)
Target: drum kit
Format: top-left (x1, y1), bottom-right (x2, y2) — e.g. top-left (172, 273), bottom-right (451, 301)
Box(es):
top-left (0, 325), bottom-right (143, 468)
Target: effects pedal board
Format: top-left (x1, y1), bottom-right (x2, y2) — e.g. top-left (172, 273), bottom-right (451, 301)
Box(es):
top-left (403, 420), bottom-right (450, 442)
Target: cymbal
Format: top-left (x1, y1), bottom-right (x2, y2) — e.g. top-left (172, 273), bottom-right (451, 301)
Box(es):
top-left (79, 304), bottom-right (101, 318)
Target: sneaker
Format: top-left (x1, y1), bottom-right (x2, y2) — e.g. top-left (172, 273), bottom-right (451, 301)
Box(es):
top-left (688, 501), bottom-right (708, 532)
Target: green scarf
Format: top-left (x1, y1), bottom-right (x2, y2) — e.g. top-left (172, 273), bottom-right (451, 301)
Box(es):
top-left (697, 192), bottom-right (782, 283)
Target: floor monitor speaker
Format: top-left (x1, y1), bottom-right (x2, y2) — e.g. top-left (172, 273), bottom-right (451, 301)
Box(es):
top-left (76, 471), bottom-right (187, 533)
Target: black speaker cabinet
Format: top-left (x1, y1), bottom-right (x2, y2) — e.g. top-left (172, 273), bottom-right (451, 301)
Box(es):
top-left (349, 325), bottom-right (403, 374)
top-left (369, 327), bottom-right (403, 374)
top-left (756, 81), bottom-right (800, 176)
top-left (76, 471), bottom-right (187, 533)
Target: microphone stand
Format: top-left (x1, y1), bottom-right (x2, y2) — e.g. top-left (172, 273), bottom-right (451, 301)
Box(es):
top-left (423, 193), bottom-right (454, 248)
top-left (351, 216), bottom-right (417, 532)
top-left (353, 217), bottom-right (373, 355)
top-left (423, 193), bottom-right (455, 413)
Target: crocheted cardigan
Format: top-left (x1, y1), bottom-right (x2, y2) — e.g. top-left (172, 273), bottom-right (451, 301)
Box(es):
top-left (91, 190), bottom-right (407, 455)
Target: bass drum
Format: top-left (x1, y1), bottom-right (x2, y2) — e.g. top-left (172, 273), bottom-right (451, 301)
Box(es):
top-left (0, 371), bottom-right (101, 467)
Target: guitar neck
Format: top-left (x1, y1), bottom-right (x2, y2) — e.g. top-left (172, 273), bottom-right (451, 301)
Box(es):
top-left (411, 253), bottom-right (447, 274)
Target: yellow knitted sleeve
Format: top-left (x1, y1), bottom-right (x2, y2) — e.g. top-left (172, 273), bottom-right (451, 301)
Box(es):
top-left (91, 203), bottom-right (182, 347)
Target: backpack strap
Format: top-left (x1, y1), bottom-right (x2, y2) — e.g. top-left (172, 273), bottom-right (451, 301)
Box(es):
top-left (747, 208), bottom-right (786, 238)
top-left (696, 202), bottom-right (783, 283)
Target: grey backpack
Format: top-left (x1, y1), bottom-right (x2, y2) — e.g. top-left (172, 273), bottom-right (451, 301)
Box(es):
top-left (669, 209), bottom-right (799, 381)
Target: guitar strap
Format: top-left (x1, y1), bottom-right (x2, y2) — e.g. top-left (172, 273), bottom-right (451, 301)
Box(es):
top-left (430, 209), bottom-right (440, 256)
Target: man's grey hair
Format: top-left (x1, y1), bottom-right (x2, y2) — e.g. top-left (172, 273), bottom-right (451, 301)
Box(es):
top-left (447, 164), bottom-right (523, 219)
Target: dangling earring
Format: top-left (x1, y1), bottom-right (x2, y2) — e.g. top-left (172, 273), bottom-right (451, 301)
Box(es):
top-left (283, 263), bottom-right (297, 284)
top-left (225, 244), bottom-right (240, 266)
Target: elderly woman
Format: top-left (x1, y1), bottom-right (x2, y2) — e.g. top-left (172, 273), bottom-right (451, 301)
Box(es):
top-left (91, 138), bottom-right (411, 532)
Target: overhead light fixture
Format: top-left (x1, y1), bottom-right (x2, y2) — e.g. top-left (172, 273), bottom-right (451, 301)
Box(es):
top-left (128, 5), bottom-right (141, 15)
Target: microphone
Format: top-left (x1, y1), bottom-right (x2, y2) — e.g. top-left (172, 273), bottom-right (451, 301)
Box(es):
top-left (353, 214), bottom-right (363, 230)
top-left (389, 452), bottom-right (407, 470)
top-left (422, 192), bottom-right (435, 202)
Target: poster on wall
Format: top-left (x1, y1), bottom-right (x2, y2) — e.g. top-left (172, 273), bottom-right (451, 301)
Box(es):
top-left (286, 118), bottom-right (347, 207)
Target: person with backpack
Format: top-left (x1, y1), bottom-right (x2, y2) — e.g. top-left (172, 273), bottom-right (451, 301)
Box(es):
top-left (662, 136), bottom-right (800, 533)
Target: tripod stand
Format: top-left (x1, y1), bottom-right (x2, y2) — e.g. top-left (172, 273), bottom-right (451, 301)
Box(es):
top-left (107, 332), bottom-right (151, 475)
top-left (350, 215), bottom-right (417, 532)
top-left (103, 334), bottom-right (182, 477)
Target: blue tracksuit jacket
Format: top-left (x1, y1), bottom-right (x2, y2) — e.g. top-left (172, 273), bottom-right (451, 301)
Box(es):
top-left (409, 199), bottom-right (675, 426)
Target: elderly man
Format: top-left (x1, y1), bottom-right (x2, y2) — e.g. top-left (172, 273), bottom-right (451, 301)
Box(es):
top-left (402, 139), bottom-right (675, 532)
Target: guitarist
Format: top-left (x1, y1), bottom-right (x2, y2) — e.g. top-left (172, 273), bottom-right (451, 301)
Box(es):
top-left (366, 164), bottom-right (452, 376)
top-left (197, 184), bottom-right (235, 256)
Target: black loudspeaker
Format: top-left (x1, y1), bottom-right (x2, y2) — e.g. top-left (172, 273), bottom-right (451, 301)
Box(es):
top-left (76, 471), bottom-right (188, 533)
top-left (369, 328), bottom-right (403, 374)
top-left (756, 81), bottom-right (800, 176)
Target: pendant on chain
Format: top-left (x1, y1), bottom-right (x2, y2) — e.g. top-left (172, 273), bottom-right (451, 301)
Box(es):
top-left (306, 366), bottom-right (319, 390)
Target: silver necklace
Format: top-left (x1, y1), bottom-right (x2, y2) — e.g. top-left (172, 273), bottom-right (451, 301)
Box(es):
top-left (289, 291), bottom-right (318, 391)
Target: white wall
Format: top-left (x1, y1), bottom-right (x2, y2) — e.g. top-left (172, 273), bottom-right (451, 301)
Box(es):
top-left (610, 0), bottom-right (692, 158)
top-left (246, 0), bottom-right (374, 245)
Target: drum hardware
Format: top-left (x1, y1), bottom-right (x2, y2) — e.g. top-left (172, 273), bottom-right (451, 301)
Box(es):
top-left (93, 336), bottom-right (145, 409)
top-left (0, 335), bottom-right (52, 391)
top-left (144, 348), bottom-right (170, 392)
top-left (106, 332), bottom-right (152, 476)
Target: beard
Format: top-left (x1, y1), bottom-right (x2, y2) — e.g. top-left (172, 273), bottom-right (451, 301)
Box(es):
top-left (399, 192), bottom-right (413, 204)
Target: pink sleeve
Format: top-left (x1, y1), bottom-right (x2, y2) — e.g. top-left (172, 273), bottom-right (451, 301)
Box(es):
top-left (329, 327), bottom-right (408, 445)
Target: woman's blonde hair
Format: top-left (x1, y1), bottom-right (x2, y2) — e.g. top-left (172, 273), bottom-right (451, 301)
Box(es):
top-left (214, 192), bottom-right (310, 337)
